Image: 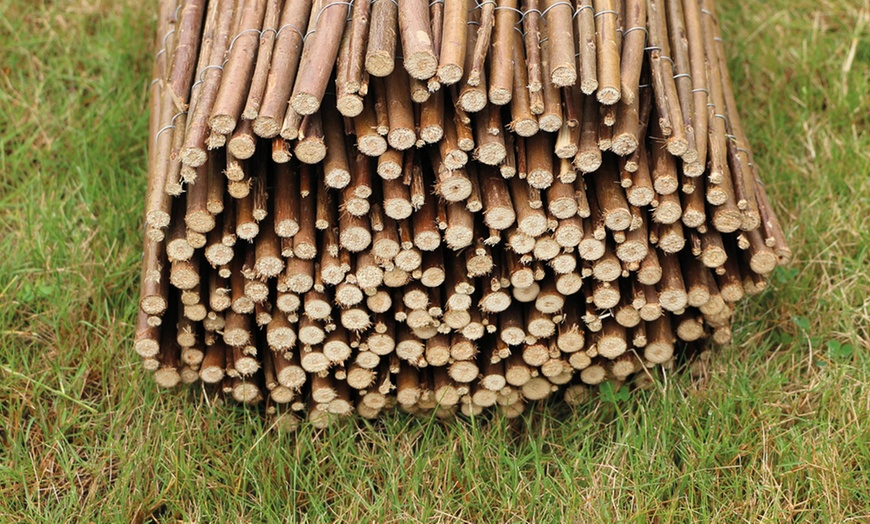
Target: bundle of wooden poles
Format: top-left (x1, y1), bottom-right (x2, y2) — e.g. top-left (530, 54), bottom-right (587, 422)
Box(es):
top-left (136, 0), bottom-right (790, 425)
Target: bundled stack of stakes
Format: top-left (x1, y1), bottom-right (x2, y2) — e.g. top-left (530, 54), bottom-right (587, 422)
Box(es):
top-left (136, 0), bottom-right (790, 425)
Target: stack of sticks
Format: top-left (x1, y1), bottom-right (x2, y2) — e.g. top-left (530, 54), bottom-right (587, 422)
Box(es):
top-left (137, 0), bottom-right (790, 425)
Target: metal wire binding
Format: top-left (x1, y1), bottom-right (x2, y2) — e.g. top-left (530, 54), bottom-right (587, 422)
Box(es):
top-left (498, 0), bottom-right (528, 41)
top-left (736, 147), bottom-right (754, 166)
top-left (622, 26), bottom-right (648, 36)
top-left (573, 4), bottom-right (593, 19)
top-left (504, 3), bottom-right (595, 40)
top-left (226, 28), bottom-right (262, 55)
top-left (191, 64), bottom-right (225, 92)
top-left (162, 29), bottom-right (176, 54)
top-left (539, 1), bottom-right (572, 18)
top-left (155, 110), bottom-right (186, 147)
top-left (152, 11), bottom-right (177, 87)
top-left (305, 1), bottom-right (354, 42)
top-left (469, 0), bottom-right (496, 11)
top-left (275, 22), bottom-right (304, 39)
top-left (155, 124), bottom-right (176, 146)
top-left (494, 5), bottom-right (524, 17)
top-left (593, 9), bottom-right (618, 18)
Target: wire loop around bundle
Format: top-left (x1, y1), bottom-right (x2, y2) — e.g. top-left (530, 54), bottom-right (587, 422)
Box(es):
top-left (593, 9), bottom-right (618, 18)
top-left (622, 26), bottom-right (648, 37)
top-left (226, 28), bottom-right (262, 56)
top-left (162, 29), bottom-right (176, 54)
top-left (275, 22), bottom-right (304, 40)
top-left (573, 4), bottom-right (593, 18)
top-left (539, 1), bottom-right (573, 18)
top-left (305, 1), bottom-right (354, 42)
top-left (155, 122), bottom-right (176, 146)
top-left (191, 64), bottom-right (225, 92)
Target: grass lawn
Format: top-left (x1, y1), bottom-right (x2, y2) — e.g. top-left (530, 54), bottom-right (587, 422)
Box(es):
top-left (1, 0), bottom-right (868, 521)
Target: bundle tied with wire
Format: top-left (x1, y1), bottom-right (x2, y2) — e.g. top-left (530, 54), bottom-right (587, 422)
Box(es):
top-left (136, 0), bottom-right (790, 426)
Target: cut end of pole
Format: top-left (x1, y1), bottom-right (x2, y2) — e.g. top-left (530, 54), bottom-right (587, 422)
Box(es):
top-left (596, 86), bottom-right (621, 105)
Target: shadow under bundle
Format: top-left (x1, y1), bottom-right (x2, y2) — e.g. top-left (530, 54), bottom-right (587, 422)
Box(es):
top-left (136, 0), bottom-right (790, 425)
